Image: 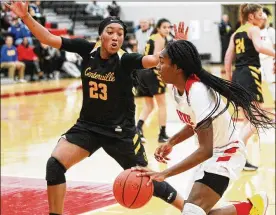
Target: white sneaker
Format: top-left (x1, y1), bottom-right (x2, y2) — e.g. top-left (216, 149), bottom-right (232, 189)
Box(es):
top-left (18, 79), bottom-right (27, 83)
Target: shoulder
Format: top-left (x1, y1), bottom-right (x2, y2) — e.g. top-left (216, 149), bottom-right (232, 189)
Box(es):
top-left (248, 25), bottom-right (260, 35)
top-left (189, 81), bottom-right (208, 96)
top-left (121, 52), bottom-right (143, 62)
top-left (185, 74), bottom-right (201, 95)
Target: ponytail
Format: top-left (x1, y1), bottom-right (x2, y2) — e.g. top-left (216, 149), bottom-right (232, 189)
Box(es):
top-left (166, 40), bottom-right (274, 130)
top-left (239, 3), bottom-right (263, 24)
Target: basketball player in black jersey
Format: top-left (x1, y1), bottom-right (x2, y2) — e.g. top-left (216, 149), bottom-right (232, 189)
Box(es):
top-left (5, 1), bottom-right (189, 215)
top-left (224, 3), bottom-right (275, 171)
top-left (136, 18), bottom-right (172, 143)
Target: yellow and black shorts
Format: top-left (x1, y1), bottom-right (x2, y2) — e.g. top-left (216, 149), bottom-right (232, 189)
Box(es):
top-left (135, 69), bottom-right (166, 97)
top-left (232, 66), bottom-right (263, 103)
top-left (62, 122), bottom-right (148, 170)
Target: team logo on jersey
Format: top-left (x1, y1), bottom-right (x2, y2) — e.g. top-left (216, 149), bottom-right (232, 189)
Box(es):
top-left (176, 110), bottom-right (194, 126)
top-left (84, 67), bottom-right (115, 82)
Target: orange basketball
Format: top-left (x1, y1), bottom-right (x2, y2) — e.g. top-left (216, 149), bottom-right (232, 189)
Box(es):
top-left (113, 169), bottom-right (154, 209)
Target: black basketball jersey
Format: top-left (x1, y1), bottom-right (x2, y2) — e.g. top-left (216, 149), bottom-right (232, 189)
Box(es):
top-left (144, 33), bottom-right (167, 56)
top-left (61, 38), bottom-right (144, 136)
top-left (234, 23), bottom-right (260, 68)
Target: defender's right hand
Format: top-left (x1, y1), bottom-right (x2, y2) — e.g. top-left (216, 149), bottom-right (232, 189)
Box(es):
top-left (5, 1), bottom-right (29, 19)
top-left (154, 142), bottom-right (173, 164)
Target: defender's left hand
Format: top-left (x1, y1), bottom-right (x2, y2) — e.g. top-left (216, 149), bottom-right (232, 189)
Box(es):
top-left (174, 22), bottom-right (189, 40)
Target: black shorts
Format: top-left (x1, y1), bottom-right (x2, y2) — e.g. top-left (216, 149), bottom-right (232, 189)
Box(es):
top-left (232, 66), bottom-right (264, 103)
top-left (62, 122), bottom-right (148, 170)
top-left (135, 69), bottom-right (166, 97)
top-left (195, 171), bottom-right (229, 197)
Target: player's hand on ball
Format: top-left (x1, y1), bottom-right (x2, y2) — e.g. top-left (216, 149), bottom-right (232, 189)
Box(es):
top-left (154, 142), bottom-right (173, 164)
top-left (4, 0), bottom-right (29, 19)
top-left (174, 21), bottom-right (189, 40)
top-left (131, 166), bottom-right (166, 186)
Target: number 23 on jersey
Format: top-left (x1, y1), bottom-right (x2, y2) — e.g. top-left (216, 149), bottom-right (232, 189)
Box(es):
top-left (89, 81), bottom-right (108, 100)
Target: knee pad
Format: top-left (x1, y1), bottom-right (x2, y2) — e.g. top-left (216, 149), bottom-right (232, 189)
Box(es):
top-left (182, 203), bottom-right (206, 215)
top-left (46, 157), bottom-right (67, 186)
top-left (152, 181), bottom-right (177, 204)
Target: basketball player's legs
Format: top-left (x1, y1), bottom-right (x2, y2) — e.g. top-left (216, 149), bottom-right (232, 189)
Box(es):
top-left (183, 180), bottom-right (267, 215)
top-left (155, 93), bottom-right (167, 127)
top-left (138, 97), bottom-right (154, 124)
top-left (47, 138), bottom-right (90, 214)
top-left (46, 125), bottom-right (101, 215)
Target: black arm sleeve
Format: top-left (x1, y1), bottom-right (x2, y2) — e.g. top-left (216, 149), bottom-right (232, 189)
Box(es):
top-left (121, 53), bottom-right (144, 72)
top-left (60, 37), bottom-right (95, 58)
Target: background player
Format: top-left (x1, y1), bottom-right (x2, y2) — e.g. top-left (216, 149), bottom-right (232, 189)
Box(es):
top-left (133, 39), bottom-right (273, 215)
top-left (4, 1), bottom-right (190, 215)
top-left (136, 18), bottom-right (172, 143)
top-left (224, 3), bottom-right (275, 171)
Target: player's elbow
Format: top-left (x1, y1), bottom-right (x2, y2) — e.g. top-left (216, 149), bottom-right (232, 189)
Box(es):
top-left (254, 45), bottom-right (261, 53)
top-left (199, 147), bottom-right (213, 160)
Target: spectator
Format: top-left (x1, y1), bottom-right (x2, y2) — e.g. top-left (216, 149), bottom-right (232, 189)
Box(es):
top-left (219, 14), bottom-right (232, 63)
top-left (107, 1), bottom-right (120, 17)
top-left (29, 1), bottom-right (46, 26)
top-left (34, 42), bottom-right (60, 80)
top-left (17, 37), bottom-right (41, 81)
top-left (1, 3), bottom-right (13, 31)
top-left (85, 1), bottom-right (105, 18)
top-left (8, 16), bottom-right (33, 45)
top-left (0, 36), bottom-right (26, 82)
top-left (124, 36), bottom-right (138, 53)
top-left (29, 1), bottom-right (43, 17)
top-left (135, 19), bottom-right (153, 54)
top-left (60, 50), bottom-right (82, 78)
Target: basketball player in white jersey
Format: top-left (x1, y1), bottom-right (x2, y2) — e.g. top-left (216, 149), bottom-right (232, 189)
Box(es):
top-left (132, 34), bottom-right (273, 214)
top-left (260, 8), bottom-right (275, 103)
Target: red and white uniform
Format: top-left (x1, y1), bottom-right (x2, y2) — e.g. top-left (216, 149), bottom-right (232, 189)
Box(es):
top-left (172, 75), bottom-right (246, 180)
top-left (260, 27), bottom-right (275, 100)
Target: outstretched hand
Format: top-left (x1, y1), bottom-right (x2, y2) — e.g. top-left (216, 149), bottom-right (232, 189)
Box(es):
top-left (154, 142), bottom-right (173, 164)
top-left (174, 22), bottom-right (189, 40)
top-left (131, 166), bottom-right (167, 186)
top-left (4, 0), bottom-right (29, 19)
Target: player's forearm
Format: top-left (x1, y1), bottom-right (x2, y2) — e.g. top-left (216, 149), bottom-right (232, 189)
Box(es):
top-left (224, 52), bottom-right (233, 80)
top-left (21, 13), bottom-right (60, 48)
top-left (162, 147), bottom-right (212, 178)
top-left (257, 46), bottom-right (275, 57)
top-left (168, 125), bottom-right (194, 147)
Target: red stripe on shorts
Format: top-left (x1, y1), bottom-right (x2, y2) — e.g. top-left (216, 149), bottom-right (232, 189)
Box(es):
top-left (216, 147), bottom-right (239, 162)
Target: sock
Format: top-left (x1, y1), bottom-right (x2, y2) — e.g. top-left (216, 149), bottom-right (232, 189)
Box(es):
top-left (137, 120), bottom-right (144, 129)
top-left (160, 126), bottom-right (166, 135)
top-left (233, 201), bottom-right (253, 215)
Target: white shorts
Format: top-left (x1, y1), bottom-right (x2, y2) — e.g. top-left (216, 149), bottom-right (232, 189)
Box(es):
top-left (261, 57), bottom-right (275, 83)
top-left (194, 141), bottom-right (246, 181)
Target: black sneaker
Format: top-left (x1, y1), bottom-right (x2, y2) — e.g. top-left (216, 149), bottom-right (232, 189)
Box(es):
top-left (243, 160), bottom-right (258, 171)
top-left (137, 128), bottom-right (146, 143)
top-left (158, 133), bottom-right (169, 143)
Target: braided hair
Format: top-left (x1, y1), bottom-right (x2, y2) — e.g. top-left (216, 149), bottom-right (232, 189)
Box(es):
top-left (166, 40), bottom-right (274, 130)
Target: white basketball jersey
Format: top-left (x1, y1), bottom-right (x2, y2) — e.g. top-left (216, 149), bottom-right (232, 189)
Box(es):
top-left (172, 76), bottom-right (240, 149)
top-left (260, 27), bottom-right (275, 60)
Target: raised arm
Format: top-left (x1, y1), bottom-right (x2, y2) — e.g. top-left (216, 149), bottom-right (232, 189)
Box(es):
top-left (249, 26), bottom-right (275, 57)
top-left (142, 22), bottom-right (189, 69)
top-left (5, 1), bottom-right (62, 49)
top-left (224, 33), bottom-right (236, 81)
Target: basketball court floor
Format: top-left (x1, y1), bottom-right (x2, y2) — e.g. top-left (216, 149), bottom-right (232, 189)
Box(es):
top-left (1, 66), bottom-right (275, 215)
